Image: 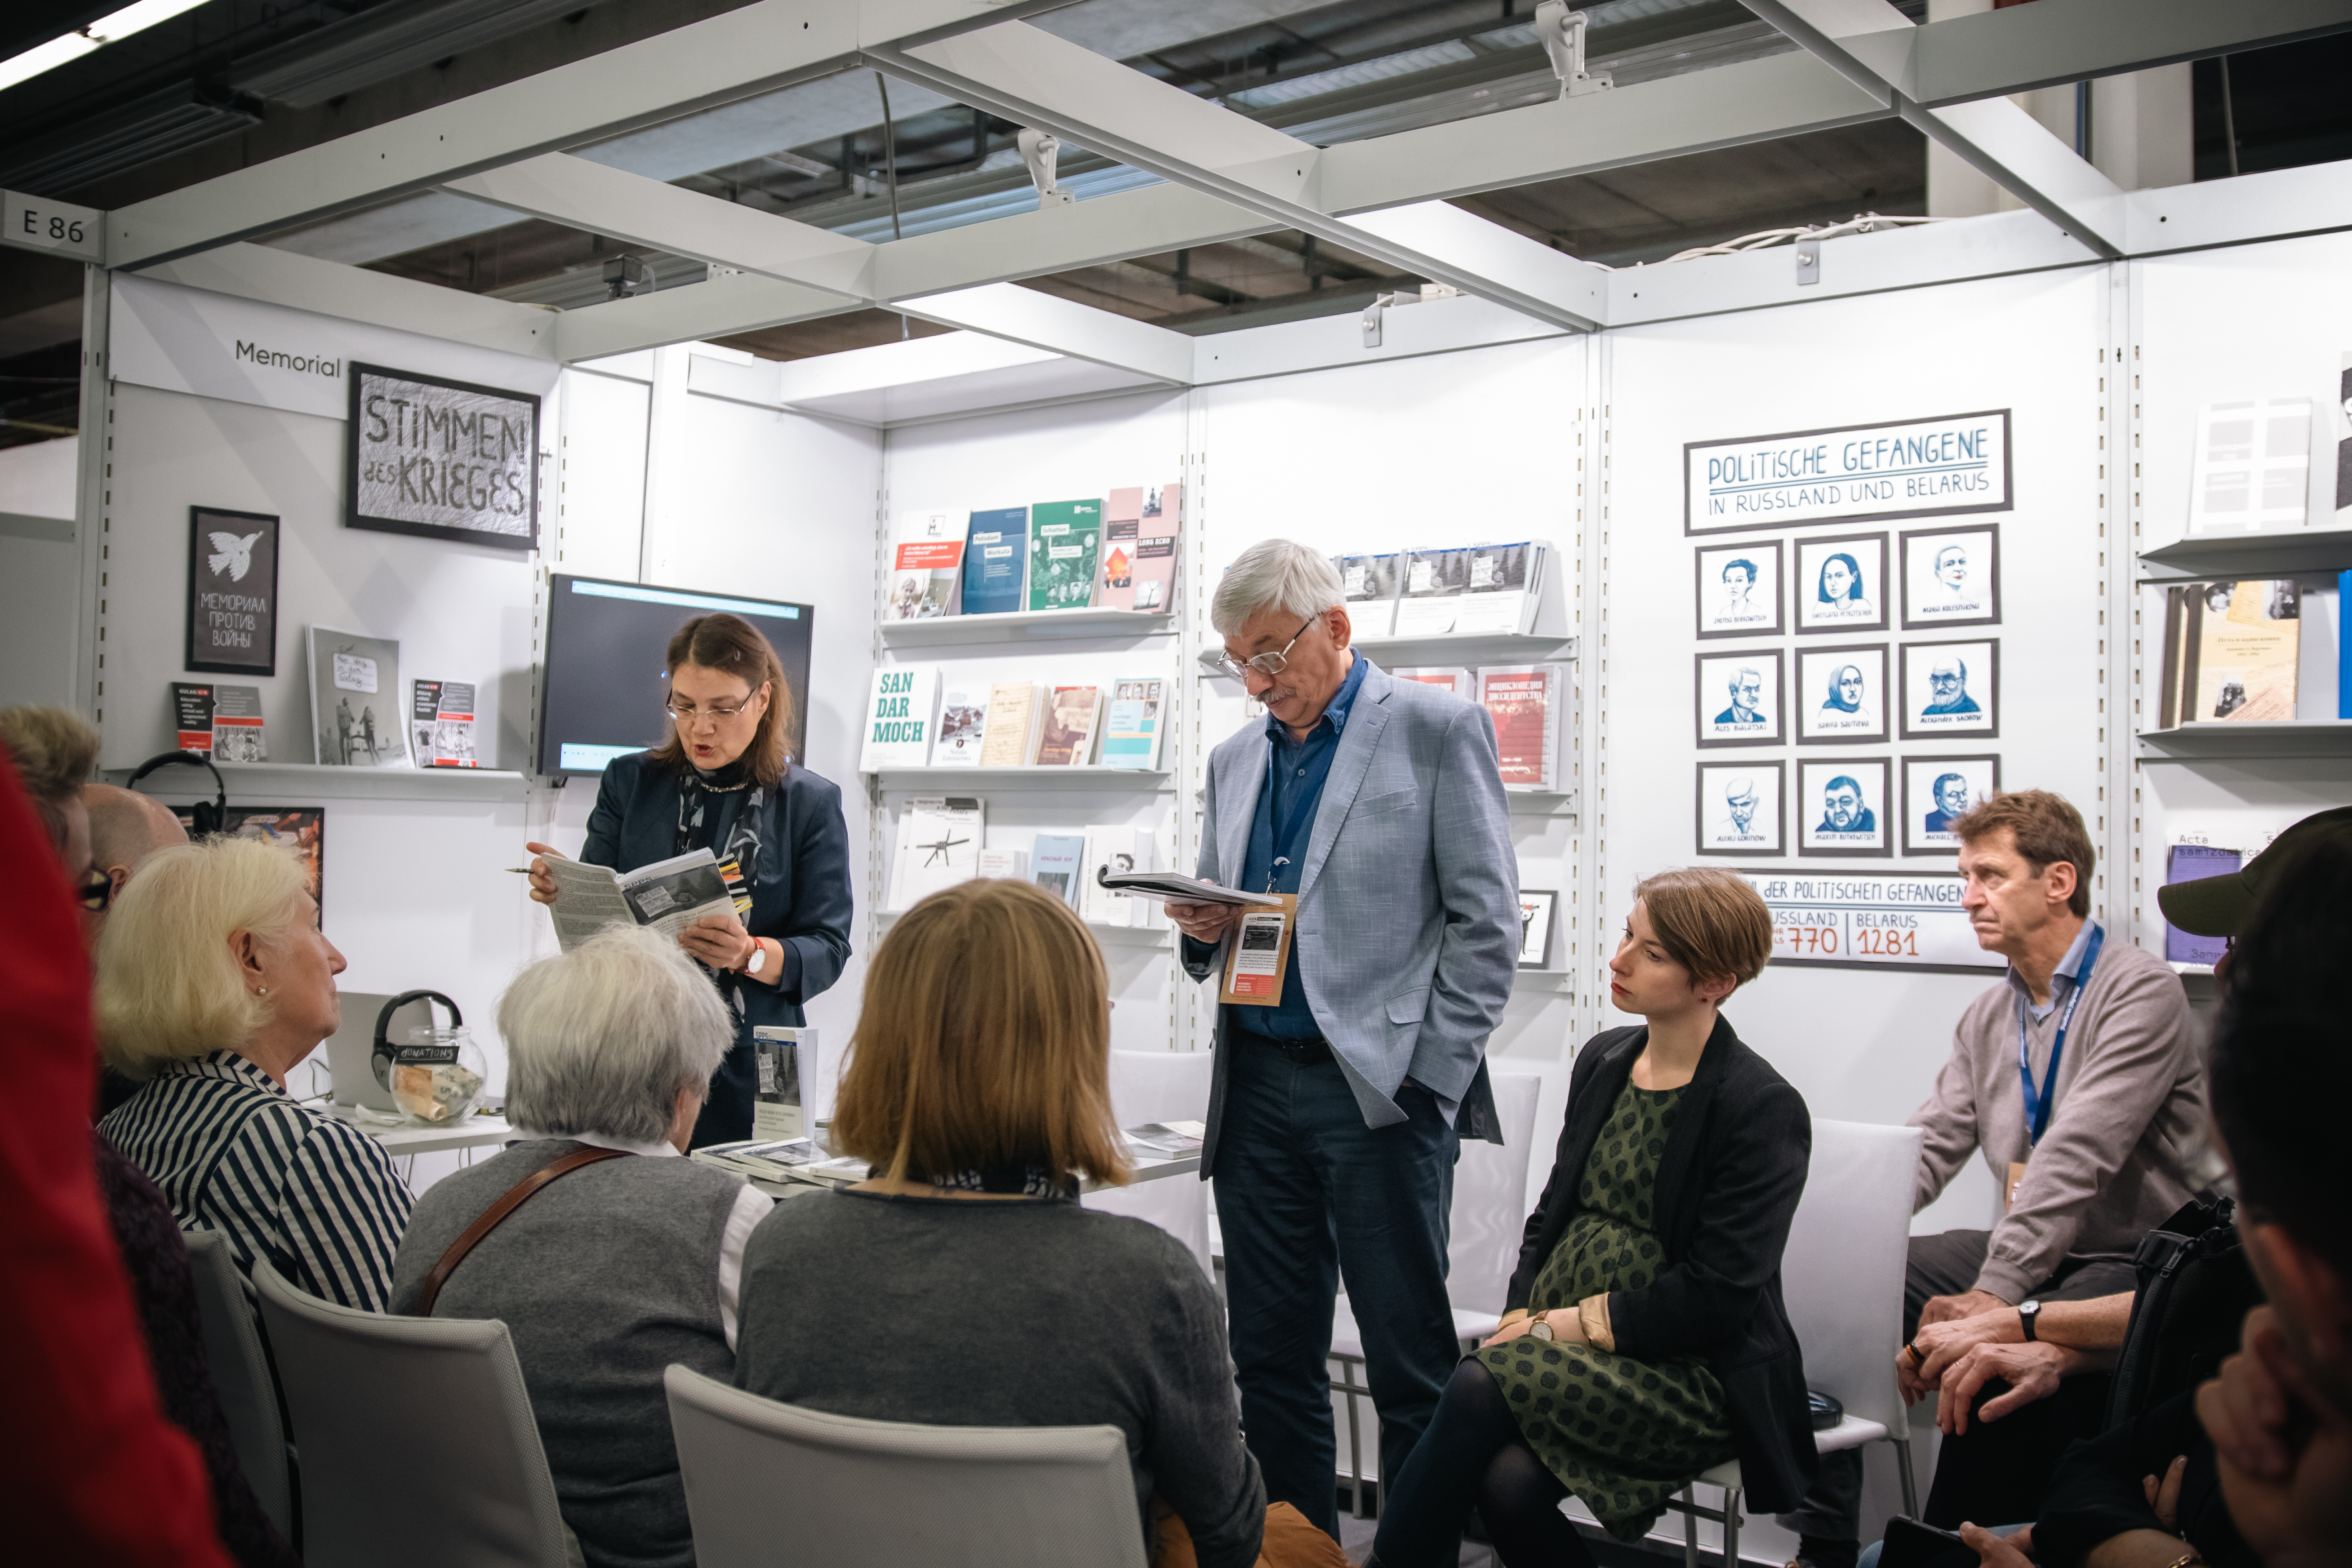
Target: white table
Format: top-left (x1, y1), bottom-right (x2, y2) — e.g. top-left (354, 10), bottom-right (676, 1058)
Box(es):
top-left (322, 1103), bottom-right (516, 1157)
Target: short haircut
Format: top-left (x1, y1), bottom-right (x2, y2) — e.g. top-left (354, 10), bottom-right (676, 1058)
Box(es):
top-left (832, 877), bottom-right (1129, 1188)
top-left (500, 925), bottom-right (733, 1146)
top-left (2208, 837), bottom-right (2352, 1279)
top-left (644, 613), bottom-right (794, 789)
top-left (1951, 789), bottom-right (2094, 918)
top-left (0, 704), bottom-right (100, 853)
top-left (85, 783), bottom-right (187, 874)
top-left (1632, 867), bottom-right (1773, 990)
top-left (1931, 772), bottom-right (1967, 798)
top-left (1211, 540), bottom-right (1345, 636)
top-left (1825, 775), bottom-right (1861, 797)
top-left (1722, 559), bottom-right (1756, 581)
top-left (97, 835), bottom-right (309, 1079)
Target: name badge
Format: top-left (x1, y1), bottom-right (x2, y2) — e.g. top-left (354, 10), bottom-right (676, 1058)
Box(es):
top-left (1220, 894), bottom-right (1298, 1007)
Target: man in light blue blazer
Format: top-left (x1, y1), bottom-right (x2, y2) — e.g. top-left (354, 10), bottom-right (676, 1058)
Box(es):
top-left (1168, 540), bottom-right (1519, 1536)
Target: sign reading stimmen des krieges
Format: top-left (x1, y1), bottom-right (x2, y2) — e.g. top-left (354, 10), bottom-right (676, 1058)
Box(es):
top-left (1736, 869), bottom-right (2001, 974)
top-left (346, 362), bottom-right (540, 551)
top-left (1686, 410), bottom-right (2013, 534)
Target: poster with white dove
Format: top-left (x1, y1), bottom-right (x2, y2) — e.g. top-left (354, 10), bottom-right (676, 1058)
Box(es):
top-left (185, 506), bottom-right (279, 676)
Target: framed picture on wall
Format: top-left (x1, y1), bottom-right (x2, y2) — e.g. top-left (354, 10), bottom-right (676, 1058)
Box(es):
top-left (1899, 638), bottom-right (2001, 740)
top-left (1694, 540), bottom-right (1783, 639)
top-left (1695, 760), bottom-right (1784, 857)
top-left (1794, 531), bottom-right (1888, 635)
top-left (174, 806), bottom-right (325, 908)
top-left (1798, 757), bottom-right (1890, 857)
top-left (1517, 890), bottom-right (1559, 968)
top-left (1903, 755), bottom-right (2001, 855)
top-left (184, 506), bottom-right (280, 677)
top-left (346, 363), bottom-right (541, 551)
top-left (1694, 649), bottom-right (1784, 747)
top-left (1796, 643), bottom-right (1888, 745)
top-left (1900, 524), bottom-right (2001, 629)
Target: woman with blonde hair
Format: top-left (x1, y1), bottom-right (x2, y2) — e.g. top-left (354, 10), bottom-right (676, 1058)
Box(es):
top-left (732, 878), bottom-right (1341, 1568)
top-left (99, 835), bottom-right (412, 1310)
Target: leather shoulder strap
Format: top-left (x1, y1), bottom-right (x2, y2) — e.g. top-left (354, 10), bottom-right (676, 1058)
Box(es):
top-left (415, 1146), bottom-right (628, 1316)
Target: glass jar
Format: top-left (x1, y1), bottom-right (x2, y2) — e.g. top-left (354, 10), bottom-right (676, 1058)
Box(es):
top-left (387, 1025), bottom-right (489, 1126)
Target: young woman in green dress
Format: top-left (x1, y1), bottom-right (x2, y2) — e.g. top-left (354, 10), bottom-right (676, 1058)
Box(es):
top-left (1370, 868), bottom-right (1818, 1567)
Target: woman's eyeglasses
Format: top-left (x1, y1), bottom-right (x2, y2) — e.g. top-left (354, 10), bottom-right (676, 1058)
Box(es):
top-left (665, 697), bottom-right (756, 723)
top-left (76, 869), bottom-right (113, 913)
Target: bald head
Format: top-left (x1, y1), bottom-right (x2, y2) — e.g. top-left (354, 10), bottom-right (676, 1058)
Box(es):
top-left (84, 783), bottom-right (188, 882)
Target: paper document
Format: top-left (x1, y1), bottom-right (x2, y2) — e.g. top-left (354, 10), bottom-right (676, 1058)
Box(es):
top-left (1093, 870), bottom-right (1283, 907)
top-left (1125, 1121), bottom-right (1206, 1156)
top-left (538, 848), bottom-right (735, 953)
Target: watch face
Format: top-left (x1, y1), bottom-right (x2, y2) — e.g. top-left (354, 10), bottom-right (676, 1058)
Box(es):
top-left (1529, 1319), bottom-right (1554, 1341)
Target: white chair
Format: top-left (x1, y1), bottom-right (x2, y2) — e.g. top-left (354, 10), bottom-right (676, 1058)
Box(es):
top-left (185, 1230), bottom-right (295, 1542)
top-left (251, 1258), bottom-right (578, 1568)
top-left (1667, 1120), bottom-right (1925, 1568)
top-left (1327, 1070), bottom-right (1545, 1515)
top-left (1084, 1048), bottom-right (1214, 1277)
top-left (663, 1364), bottom-right (1148, 1568)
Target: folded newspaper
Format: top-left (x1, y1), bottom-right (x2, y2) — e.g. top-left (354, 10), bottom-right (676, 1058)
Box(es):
top-left (537, 848), bottom-right (736, 953)
top-left (1092, 870), bottom-right (1283, 906)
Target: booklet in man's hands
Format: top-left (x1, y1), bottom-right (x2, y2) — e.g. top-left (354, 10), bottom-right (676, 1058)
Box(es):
top-left (536, 848), bottom-right (736, 953)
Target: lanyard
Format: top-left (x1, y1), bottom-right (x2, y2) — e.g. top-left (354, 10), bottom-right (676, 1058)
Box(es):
top-left (2018, 924), bottom-right (2103, 1146)
top-left (1263, 732), bottom-right (1328, 894)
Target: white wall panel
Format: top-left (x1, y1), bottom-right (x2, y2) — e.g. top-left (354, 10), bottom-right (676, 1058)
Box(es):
top-left (0, 435), bottom-right (81, 709)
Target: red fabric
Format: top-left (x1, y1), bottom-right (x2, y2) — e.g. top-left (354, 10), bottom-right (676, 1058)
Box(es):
top-left (0, 748), bottom-right (233, 1567)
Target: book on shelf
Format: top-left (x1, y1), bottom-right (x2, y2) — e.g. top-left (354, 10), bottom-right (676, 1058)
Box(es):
top-left (960, 506), bottom-right (1029, 616)
top-left (1454, 542), bottom-right (1545, 634)
top-left (1027, 498), bottom-right (1102, 612)
top-left (888, 796), bottom-right (984, 910)
top-left (2342, 571), bottom-right (2352, 718)
top-left (1395, 546), bottom-right (1476, 635)
top-left (2187, 399), bottom-right (2312, 536)
top-left (977, 682), bottom-right (1045, 767)
top-left (307, 626), bottom-right (410, 768)
top-left (409, 680), bottom-right (475, 768)
top-left (750, 1026), bottom-right (820, 1140)
top-left (859, 666), bottom-right (940, 771)
top-left (1031, 833), bottom-right (1087, 908)
top-left (933, 680), bottom-right (988, 767)
top-left (1479, 663), bottom-right (1566, 789)
top-left (1080, 824), bottom-right (1159, 928)
top-left (171, 682), bottom-right (216, 753)
top-left (536, 848), bottom-right (734, 954)
top-left (1101, 677), bottom-right (1168, 770)
top-left (887, 509), bottom-right (965, 619)
top-left (1034, 685), bottom-right (1105, 766)
top-left (1100, 489), bottom-right (1143, 610)
top-left (976, 846), bottom-right (1030, 881)
top-left (1130, 483), bottom-right (1181, 613)
top-left (2165, 579), bottom-right (2301, 724)
top-left (1390, 666), bottom-right (1474, 699)
top-left (213, 684), bottom-right (267, 762)
top-left (2164, 843), bottom-right (2240, 965)
top-left (1336, 551), bottom-right (1403, 635)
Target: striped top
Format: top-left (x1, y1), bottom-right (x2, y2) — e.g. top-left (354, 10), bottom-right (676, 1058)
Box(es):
top-left (102, 1050), bottom-right (415, 1311)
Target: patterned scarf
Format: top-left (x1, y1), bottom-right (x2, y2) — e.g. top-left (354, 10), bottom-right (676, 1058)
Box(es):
top-left (675, 757), bottom-right (766, 1017)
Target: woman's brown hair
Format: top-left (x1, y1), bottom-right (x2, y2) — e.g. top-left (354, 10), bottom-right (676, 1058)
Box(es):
top-left (1632, 866), bottom-right (1774, 991)
top-left (644, 613), bottom-right (794, 788)
top-left (832, 878), bottom-right (1132, 1189)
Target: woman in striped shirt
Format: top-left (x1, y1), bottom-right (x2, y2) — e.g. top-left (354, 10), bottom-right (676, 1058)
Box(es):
top-left (98, 834), bottom-right (413, 1310)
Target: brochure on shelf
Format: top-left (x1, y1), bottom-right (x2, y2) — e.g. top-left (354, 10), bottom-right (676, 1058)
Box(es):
top-left (960, 506), bottom-right (1029, 616)
top-left (171, 682), bottom-right (216, 752)
top-left (307, 626), bottom-right (410, 768)
top-left (2164, 844), bottom-right (2239, 965)
top-left (1031, 833), bottom-right (1086, 907)
top-left (1395, 546), bottom-right (1475, 635)
top-left (888, 509), bottom-right (965, 618)
top-left (977, 682), bottom-right (1044, 767)
top-left (1102, 677), bottom-right (1167, 769)
top-left (1130, 482), bottom-right (1181, 614)
top-left (1027, 498), bottom-right (1103, 611)
top-left (977, 846), bottom-right (1031, 881)
top-left (1479, 663), bottom-right (1566, 789)
top-left (408, 680), bottom-right (474, 768)
top-left (860, 665), bottom-right (940, 771)
top-left (1336, 551), bottom-right (1403, 635)
top-left (1033, 684), bottom-right (1104, 766)
top-left (933, 680), bottom-right (987, 766)
top-left (536, 848), bottom-right (734, 954)
top-left (2187, 399), bottom-right (2313, 536)
top-left (1390, 666), bottom-right (1473, 698)
top-left (888, 796), bottom-right (984, 910)
top-left (2167, 579), bottom-right (2302, 724)
top-left (1100, 488), bottom-right (1143, 610)
top-left (1454, 542), bottom-right (1543, 633)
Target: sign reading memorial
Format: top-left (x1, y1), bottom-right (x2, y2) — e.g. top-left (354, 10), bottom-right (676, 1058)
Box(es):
top-left (1737, 869), bottom-right (2001, 974)
top-left (346, 362), bottom-right (540, 551)
top-left (184, 506), bottom-right (280, 676)
top-left (1685, 410), bottom-right (2012, 534)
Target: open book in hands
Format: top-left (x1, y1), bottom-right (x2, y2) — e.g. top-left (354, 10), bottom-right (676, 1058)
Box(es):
top-left (1092, 870), bottom-right (1283, 906)
top-left (535, 848), bottom-right (736, 954)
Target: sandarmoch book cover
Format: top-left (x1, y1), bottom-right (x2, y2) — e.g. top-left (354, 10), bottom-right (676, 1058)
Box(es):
top-left (1027, 499), bottom-right (1102, 611)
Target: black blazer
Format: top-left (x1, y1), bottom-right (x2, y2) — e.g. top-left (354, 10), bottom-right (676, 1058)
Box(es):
top-left (1507, 1016), bottom-right (1817, 1513)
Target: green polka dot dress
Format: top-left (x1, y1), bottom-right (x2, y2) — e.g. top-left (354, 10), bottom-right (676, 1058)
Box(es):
top-left (1476, 1079), bottom-right (1734, 1541)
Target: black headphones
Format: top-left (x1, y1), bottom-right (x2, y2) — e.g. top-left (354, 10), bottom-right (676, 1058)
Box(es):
top-left (373, 990), bottom-right (464, 1090)
top-left (127, 751), bottom-right (229, 835)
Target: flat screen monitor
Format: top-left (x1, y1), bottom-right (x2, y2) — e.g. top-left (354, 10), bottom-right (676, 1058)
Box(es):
top-left (537, 574), bottom-right (814, 777)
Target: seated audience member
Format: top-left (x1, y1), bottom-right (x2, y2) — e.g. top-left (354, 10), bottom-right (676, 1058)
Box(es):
top-left (98, 834), bottom-right (413, 1310)
top-left (0, 702), bottom-right (102, 899)
top-left (84, 781), bottom-right (191, 1116)
top-left (733, 878), bottom-right (1341, 1568)
top-left (390, 925), bottom-right (770, 1568)
top-left (1371, 868), bottom-right (1814, 1568)
top-left (1785, 792), bottom-right (2201, 1567)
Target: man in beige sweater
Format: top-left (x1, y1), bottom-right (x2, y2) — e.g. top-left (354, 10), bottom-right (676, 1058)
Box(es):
top-left (1779, 790), bottom-right (2201, 1567)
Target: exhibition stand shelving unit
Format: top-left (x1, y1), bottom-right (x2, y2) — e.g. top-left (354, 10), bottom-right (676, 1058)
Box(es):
top-left (877, 608), bottom-right (1176, 646)
top-left (102, 760), bottom-right (533, 803)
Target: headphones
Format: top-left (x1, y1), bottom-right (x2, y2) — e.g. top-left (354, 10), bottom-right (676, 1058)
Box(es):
top-left (127, 750), bottom-right (229, 835)
top-left (373, 990), bottom-right (464, 1090)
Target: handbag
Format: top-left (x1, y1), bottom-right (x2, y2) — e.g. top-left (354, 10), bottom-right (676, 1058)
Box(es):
top-left (2103, 1193), bottom-right (2264, 1431)
top-left (414, 1146), bottom-right (628, 1315)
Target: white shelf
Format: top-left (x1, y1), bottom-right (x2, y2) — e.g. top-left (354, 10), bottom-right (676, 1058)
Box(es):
top-left (1513, 969), bottom-right (1576, 990)
top-left (1507, 789), bottom-right (1579, 817)
top-left (868, 766), bottom-right (1172, 790)
top-left (2136, 721), bottom-right (2352, 761)
top-left (105, 760), bottom-right (530, 803)
top-left (880, 608), bottom-right (1176, 646)
top-left (2167, 960), bottom-right (2216, 976)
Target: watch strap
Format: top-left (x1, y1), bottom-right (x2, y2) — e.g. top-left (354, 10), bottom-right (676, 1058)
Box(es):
top-left (2019, 1300), bottom-right (2040, 1342)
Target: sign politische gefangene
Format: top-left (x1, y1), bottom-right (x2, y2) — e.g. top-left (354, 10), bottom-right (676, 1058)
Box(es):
top-left (1686, 410), bottom-right (2012, 534)
top-left (346, 362), bottom-right (540, 551)
top-left (1736, 869), bottom-right (2001, 974)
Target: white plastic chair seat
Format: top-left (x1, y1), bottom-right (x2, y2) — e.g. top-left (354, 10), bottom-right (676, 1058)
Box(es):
top-left (1692, 1415), bottom-right (1892, 1492)
top-left (1329, 1296), bottom-right (1503, 1359)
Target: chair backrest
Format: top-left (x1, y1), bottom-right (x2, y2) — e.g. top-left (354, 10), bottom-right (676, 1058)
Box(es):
top-left (251, 1258), bottom-right (573, 1568)
top-left (1778, 1119), bottom-right (1924, 1436)
top-left (184, 1229), bottom-right (293, 1541)
top-left (1104, 1048), bottom-right (1212, 1130)
top-left (664, 1364), bottom-right (1149, 1568)
top-left (1445, 1072), bottom-right (1544, 1315)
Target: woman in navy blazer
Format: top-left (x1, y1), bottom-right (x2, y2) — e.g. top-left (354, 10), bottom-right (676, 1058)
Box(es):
top-left (529, 613), bottom-right (852, 1146)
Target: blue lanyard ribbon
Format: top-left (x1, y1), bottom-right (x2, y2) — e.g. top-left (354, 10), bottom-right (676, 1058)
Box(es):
top-left (2018, 924), bottom-right (2103, 1147)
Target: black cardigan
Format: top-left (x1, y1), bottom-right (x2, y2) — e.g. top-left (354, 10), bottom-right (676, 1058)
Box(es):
top-left (1507, 1016), bottom-right (1817, 1512)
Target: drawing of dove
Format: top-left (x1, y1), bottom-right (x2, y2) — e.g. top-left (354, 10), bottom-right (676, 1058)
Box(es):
top-left (208, 530), bottom-right (263, 581)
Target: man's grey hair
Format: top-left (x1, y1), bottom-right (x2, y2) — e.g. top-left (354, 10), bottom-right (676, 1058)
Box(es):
top-left (1210, 539), bottom-right (1346, 636)
top-left (499, 924), bottom-right (732, 1145)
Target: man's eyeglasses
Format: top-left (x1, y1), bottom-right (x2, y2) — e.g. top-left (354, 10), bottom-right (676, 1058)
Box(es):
top-left (1207, 616), bottom-right (1318, 682)
top-left (76, 869), bottom-right (113, 913)
top-left (665, 696), bottom-right (757, 723)
top-left (1928, 671), bottom-right (1963, 687)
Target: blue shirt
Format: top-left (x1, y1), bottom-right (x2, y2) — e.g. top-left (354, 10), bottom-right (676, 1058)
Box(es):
top-left (2008, 917), bottom-right (2099, 1023)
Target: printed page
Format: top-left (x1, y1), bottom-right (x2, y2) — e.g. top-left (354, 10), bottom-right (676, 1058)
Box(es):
top-left (538, 854), bottom-right (637, 953)
top-left (614, 848), bottom-right (735, 939)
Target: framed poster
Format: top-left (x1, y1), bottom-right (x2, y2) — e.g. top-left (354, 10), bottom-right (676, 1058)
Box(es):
top-left (1694, 540), bottom-right (1783, 639)
top-left (1795, 531), bottom-right (1888, 635)
top-left (1694, 649), bottom-right (1784, 748)
top-left (174, 806), bottom-right (325, 907)
top-left (1685, 409), bottom-right (2014, 534)
top-left (346, 362), bottom-right (540, 551)
top-left (1900, 638), bottom-right (2001, 741)
top-left (1739, 870), bottom-right (2004, 974)
top-left (1798, 757), bottom-right (1890, 857)
top-left (1516, 890), bottom-right (1559, 969)
top-left (185, 506), bottom-right (280, 676)
top-left (1900, 524), bottom-right (2001, 629)
top-left (1903, 755), bottom-right (2001, 856)
top-left (1796, 643), bottom-right (1888, 745)
top-left (1696, 760), bottom-right (1784, 857)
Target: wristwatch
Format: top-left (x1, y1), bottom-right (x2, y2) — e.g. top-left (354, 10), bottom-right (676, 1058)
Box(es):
top-left (743, 939), bottom-right (768, 977)
top-left (2018, 1299), bottom-right (2041, 1342)
top-left (1529, 1315), bottom-right (1555, 1341)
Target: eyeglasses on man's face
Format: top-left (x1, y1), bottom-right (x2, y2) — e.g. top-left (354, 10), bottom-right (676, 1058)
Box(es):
top-left (1209, 616), bottom-right (1318, 681)
top-left (76, 868), bottom-right (113, 913)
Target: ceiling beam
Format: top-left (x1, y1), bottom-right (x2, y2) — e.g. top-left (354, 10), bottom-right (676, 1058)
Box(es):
top-left (894, 282), bottom-right (1195, 383)
top-left (138, 241), bottom-right (561, 359)
top-left (552, 270), bottom-right (850, 364)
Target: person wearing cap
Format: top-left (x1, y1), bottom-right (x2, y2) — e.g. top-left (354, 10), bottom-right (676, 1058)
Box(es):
top-left (2155, 803), bottom-right (2352, 964)
top-left (1778, 790), bottom-right (2201, 1568)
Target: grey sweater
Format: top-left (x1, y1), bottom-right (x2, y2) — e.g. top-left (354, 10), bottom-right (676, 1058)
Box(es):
top-left (735, 1189), bottom-right (1265, 1568)
top-left (390, 1142), bottom-right (743, 1568)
